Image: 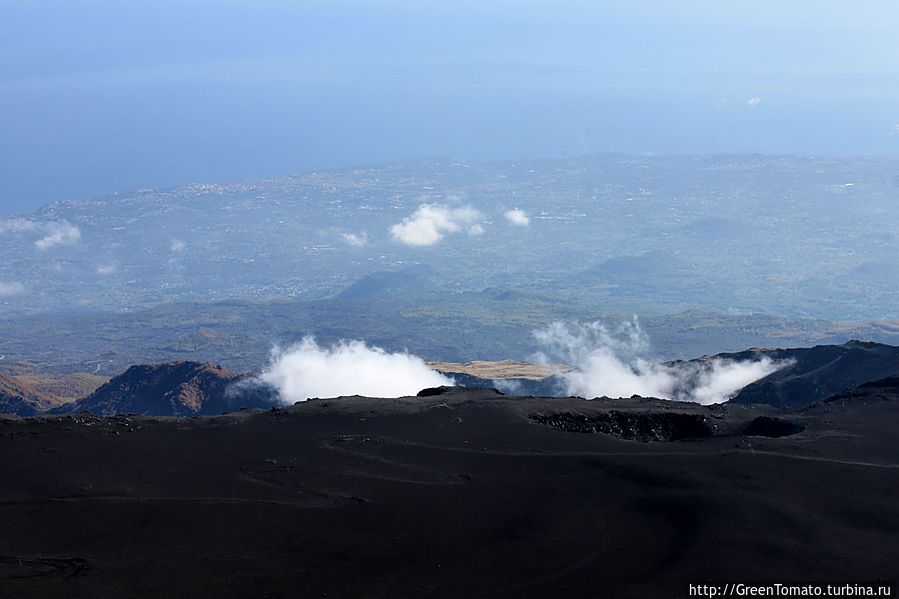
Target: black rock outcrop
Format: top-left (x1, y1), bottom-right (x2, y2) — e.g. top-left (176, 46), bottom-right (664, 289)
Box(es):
top-left (531, 410), bottom-right (717, 441)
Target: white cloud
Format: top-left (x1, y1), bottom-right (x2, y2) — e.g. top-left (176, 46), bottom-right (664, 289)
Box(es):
top-left (259, 337), bottom-right (454, 403)
top-left (96, 263), bottom-right (117, 275)
top-left (1, 219), bottom-right (81, 250)
top-left (504, 209), bottom-right (530, 227)
top-left (0, 281), bottom-right (25, 296)
top-left (170, 239), bottom-right (186, 252)
top-left (891, 124), bottom-right (899, 136)
top-left (342, 231), bottom-right (368, 247)
top-left (389, 203), bottom-right (483, 247)
top-left (34, 221), bottom-right (81, 250)
top-left (747, 97), bottom-right (761, 107)
top-left (468, 223), bottom-right (485, 236)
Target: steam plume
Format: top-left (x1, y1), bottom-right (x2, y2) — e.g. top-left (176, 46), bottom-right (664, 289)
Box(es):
top-left (259, 337), bottom-right (453, 403)
top-left (534, 320), bottom-right (790, 405)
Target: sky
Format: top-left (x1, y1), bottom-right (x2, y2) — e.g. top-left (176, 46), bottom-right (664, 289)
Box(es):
top-left (1, 0), bottom-right (897, 214)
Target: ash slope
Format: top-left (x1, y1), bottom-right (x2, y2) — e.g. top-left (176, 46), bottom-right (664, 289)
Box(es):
top-left (1, 387), bottom-right (896, 598)
top-left (719, 340), bottom-right (899, 408)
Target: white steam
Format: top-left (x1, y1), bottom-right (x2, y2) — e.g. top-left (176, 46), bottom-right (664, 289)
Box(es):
top-left (259, 337), bottom-right (453, 403)
top-left (534, 320), bottom-right (790, 405)
top-left (688, 358), bottom-right (783, 405)
top-left (504, 209), bottom-right (530, 227)
top-left (390, 203), bottom-right (483, 247)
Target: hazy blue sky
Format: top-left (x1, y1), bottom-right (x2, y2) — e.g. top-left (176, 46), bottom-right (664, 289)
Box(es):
top-left (2, 0), bottom-right (897, 213)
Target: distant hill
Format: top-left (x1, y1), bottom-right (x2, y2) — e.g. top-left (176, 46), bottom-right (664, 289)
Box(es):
top-left (56, 361), bottom-right (276, 417)
top-left (336, 268), bottom-right (439, 301)
top-left (580, 250), bottom-right (691, 283)
top-left (0, 372), bottom-right (55, 416)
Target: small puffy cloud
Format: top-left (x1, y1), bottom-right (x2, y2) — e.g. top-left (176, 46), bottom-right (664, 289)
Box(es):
top-left (891, 124), bottom-right (899, 136)
top-left (504, 209), bottom-right (530, 227)
top-left (0, 281), bottom-right (25, 297)
top-left (96, 263), bottom-right (117, 275)
top-left (468, 224), bottom-right (485, 236)
top-left (747, 97), bottom-right (761, 107)
top-left (390, 203), bottom-right (483, 247)
top-left (34, 221), bottom-right (81, 250)
top-left (342, 231), bottom-right (368, 247)
top-left (170, 239), bottom-right (186, 252)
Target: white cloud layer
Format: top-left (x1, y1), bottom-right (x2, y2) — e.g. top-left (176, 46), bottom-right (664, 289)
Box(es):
top-left (533, 320), bottom-right (790, 405)
top-left (504, 209), bottom-right (530, 226)
top-left (390, 203), bottom-right (483, 246)
top-left (259, 337), bottom-right (454, 403)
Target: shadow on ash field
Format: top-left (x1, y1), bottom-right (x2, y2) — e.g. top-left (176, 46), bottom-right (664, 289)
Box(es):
top-left (1, 387), bottom-right (897, 598)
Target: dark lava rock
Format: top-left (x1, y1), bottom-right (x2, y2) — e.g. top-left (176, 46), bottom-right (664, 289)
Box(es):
top-left (417, 386), bottom-right (504, 398)
top-left (417, 386), bottom-right (457, 397)
top-left (531, 410), bottom-right (716, 441)
top-left (742, 416), bottom-right (804, 438)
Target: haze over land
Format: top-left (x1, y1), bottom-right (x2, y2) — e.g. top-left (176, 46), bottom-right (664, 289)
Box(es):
top-left (2, 1), bottom-right (897, 214)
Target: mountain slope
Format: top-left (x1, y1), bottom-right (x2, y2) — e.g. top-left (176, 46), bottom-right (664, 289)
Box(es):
top-left (58, 361), bottom-right (275, 417)
top-left (0, 372), bottom-right (55, 416)
top-left (720, 340), bottom-right (899, 408)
